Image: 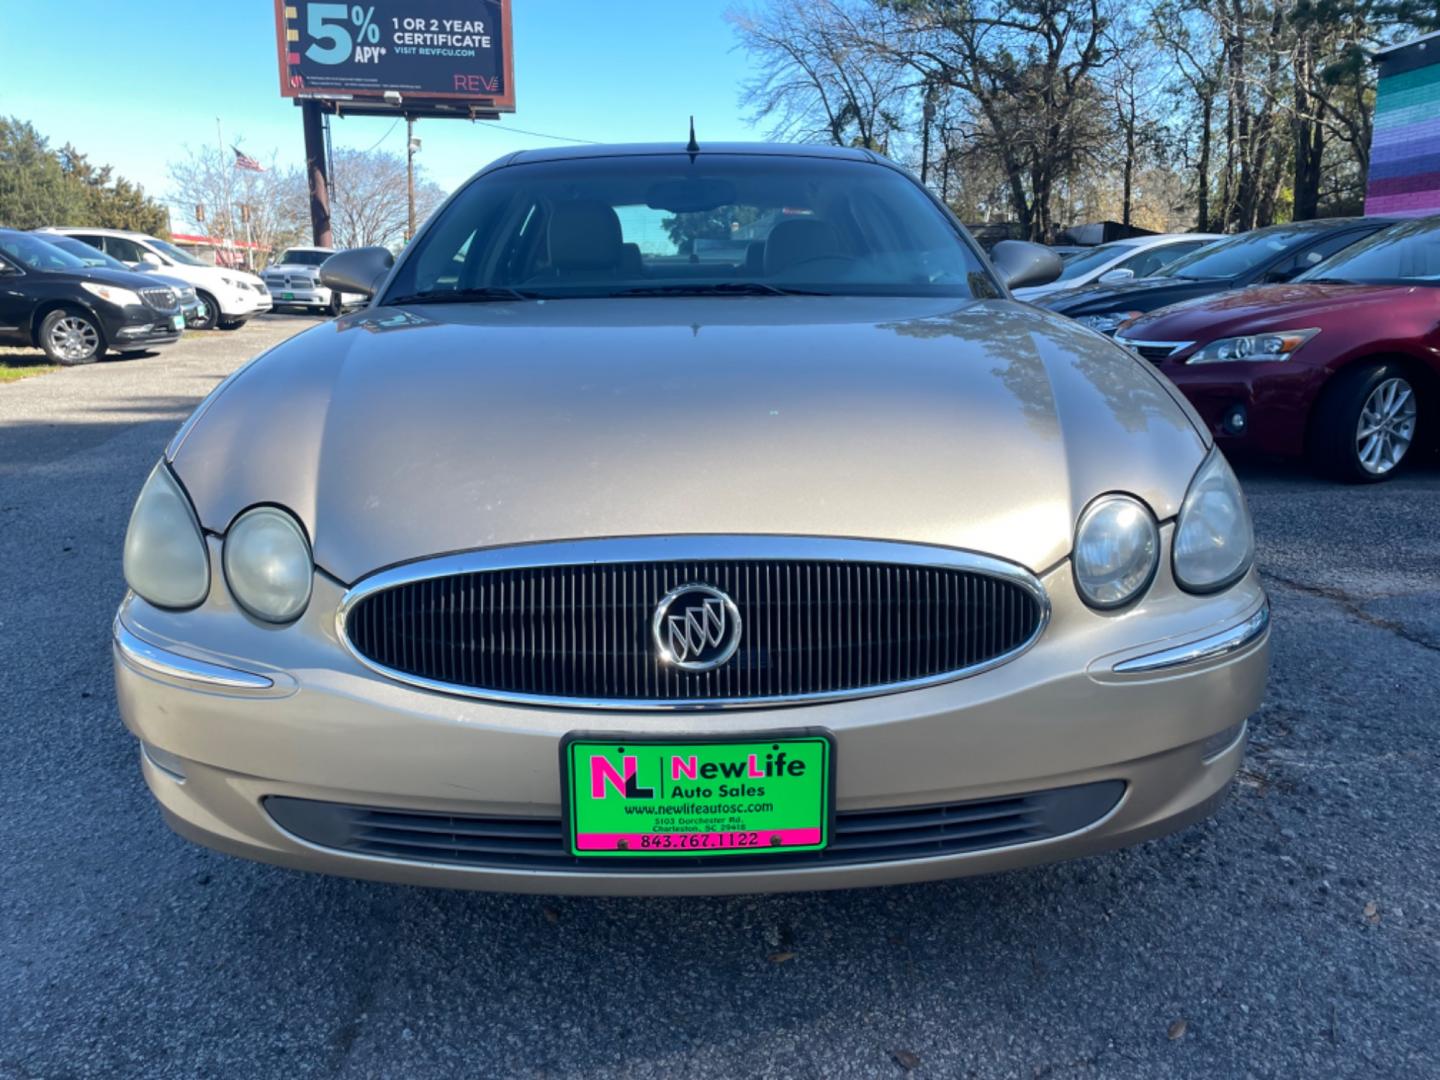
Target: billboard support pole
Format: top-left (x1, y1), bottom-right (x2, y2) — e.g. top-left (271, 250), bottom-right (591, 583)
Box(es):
top-left (406, 116), bottom-right (416, 243)
top-left (302, 100), bottom-right (333, 248)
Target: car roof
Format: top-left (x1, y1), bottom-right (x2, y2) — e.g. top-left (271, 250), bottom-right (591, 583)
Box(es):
top-left (40, 226), bottom-right (156, 239)
top-left (501, 142), bottom-right (882, 167)
top-left (1110, 232), bottom-right (1221, 248)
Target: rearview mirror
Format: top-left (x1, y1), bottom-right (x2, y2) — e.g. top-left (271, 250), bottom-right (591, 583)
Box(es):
top-left (1098, 268), bottom-right (1135, 284)
top-left (991, 240), bottom-right (1063, 290)
top-left (320, 247), bottom-right (393, 299)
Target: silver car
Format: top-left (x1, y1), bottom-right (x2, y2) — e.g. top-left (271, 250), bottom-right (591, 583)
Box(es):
top-left (114, 144), bottom-right (1269, 895)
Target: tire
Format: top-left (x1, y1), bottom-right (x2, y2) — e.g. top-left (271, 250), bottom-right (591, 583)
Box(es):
top-left (38, 307), bottom-right (106, 366)
top-left (1308, 361), bottom-right (1420, 483)
top-left (217, 317), bottom-right (249, 331)
top-left (191, 292), bottom-right (219, 330)
top-left (327, 291), bottom-right (343, 317)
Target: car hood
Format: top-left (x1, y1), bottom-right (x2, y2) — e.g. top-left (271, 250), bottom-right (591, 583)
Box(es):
top-left (1037, 276), bottom-right (1227, 316)
top-left (169, 296), bottom-right (1207, 583)
top-left (53, 265), bottom-right (165, 290)
top-left (1122, 282), bottom-right (1414, 340)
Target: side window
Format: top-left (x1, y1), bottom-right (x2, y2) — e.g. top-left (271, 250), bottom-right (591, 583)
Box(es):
top-left (1121, 242), bottom-right (1205, 278)
top-left (105, 237), bottom-right (146, 263)
top-left (72, 234), bottom-right (107, 255)
top-left (1264, 231), bottom-right (1369, 282)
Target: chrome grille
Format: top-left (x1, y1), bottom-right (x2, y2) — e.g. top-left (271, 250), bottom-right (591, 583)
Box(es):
top-left (340, 539), bottom-right (1047, 708)
top-left (138, 286), bottom-right (178, 310)
top-left (265, 781), bottom-right (1123, 871)
top-left (1115, 337), bottom-right (1188, 363)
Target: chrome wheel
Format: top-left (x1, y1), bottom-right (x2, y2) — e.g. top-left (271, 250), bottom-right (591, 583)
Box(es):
top-left (48, 316), bottom-right (99, 362)
top-left (1355, 376), bottom-right (1417, 476)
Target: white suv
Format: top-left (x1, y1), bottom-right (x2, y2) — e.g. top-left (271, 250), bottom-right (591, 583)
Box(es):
top-left (39, 227), bottom-right (272, 330)
top-left (261, 246), bottom-right (364, 316)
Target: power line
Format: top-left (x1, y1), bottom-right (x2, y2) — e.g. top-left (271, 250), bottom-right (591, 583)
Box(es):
top-left (360, 118), bottom-right (401, 153)
top-left (473, 122), bottom-right (598, 144)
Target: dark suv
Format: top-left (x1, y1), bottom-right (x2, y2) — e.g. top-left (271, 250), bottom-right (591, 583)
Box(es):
top-left (0, 229), bottom-right (185, 365)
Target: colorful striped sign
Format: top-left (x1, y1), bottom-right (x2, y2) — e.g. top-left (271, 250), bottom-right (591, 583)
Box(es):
top-left (1366, 36), bottom-right (1440, 218)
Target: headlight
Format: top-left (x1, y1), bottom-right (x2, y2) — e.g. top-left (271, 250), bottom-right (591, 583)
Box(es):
top-left (1073, 494), bottom-right (1160, 609)
top-left (81, 282), bottom-right (141, 307)
top-left (219, 275), bottom-right (239, 289)
top-left (123, 464), bottom-right (210, 609)
top-left (1076, 310), bottom-right (1141, 334)
top-left (222, 506), bottom-right (313, 623)
top-left (1187, 328), bottom-right (1318, 364)
top-left (1173, 450), bottom-right (1254, 593)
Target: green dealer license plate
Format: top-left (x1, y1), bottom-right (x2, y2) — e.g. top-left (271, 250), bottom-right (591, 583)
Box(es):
top-left (562, 732), bottom-right (833, 858)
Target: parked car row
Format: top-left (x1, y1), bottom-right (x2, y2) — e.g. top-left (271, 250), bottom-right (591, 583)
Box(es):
top-left (0, 227), bottom-right (370, 366)
top-left (1024, 215), bottom-right (1438, 482)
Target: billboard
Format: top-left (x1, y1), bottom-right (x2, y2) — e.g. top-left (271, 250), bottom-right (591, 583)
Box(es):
top-left (1365, 31), bottom-right (1440, 218)
top-left (274, 0), bottom-right (514, 111)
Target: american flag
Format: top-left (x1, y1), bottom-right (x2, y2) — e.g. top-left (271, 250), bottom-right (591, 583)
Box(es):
top-left (232, 146), bottom-right (265, 172)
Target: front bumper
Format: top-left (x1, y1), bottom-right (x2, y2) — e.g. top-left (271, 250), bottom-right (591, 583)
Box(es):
top-left (1158, 361), bottom-right (1329, 458)
top-left (219, 287), bottom-right (272, 318)
top-left (103, 305), bottom-right (184, 348)
top-left (266, 287), bottom-right (330, 307)
top-left (113, 535), bottom-right (1270, 895)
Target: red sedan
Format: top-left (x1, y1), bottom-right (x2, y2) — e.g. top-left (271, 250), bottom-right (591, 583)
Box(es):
top-left (1115, 216), bottom-right (1439, 481)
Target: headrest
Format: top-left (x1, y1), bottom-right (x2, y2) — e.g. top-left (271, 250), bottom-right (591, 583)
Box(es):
top-left (765, 219), bottom-right (842, 274)
top-left (548, 202), bottom-right (623, 271)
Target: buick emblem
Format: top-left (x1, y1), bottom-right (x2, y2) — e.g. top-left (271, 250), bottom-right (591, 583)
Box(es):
top-left (652, 584), bottom-right (742, 672)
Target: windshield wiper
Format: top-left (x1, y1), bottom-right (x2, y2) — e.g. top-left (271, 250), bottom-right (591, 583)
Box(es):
top-left (387, 286), bottom-right (539, 305)
top-left (607, 282), bottom-right (833, 298)
top-left (1298, 277), bottom-right (1355, 285)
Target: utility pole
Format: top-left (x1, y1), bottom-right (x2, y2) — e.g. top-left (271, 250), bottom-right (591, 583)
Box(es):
top-left (406, 117), bottom-right (419, 242)
top-left (302, 100), bottom-right (333, 248)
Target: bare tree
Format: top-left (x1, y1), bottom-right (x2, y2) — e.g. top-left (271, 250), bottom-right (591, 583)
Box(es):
top-left (327, 146), bottom-right (446, 251)
top-left (728, 0), bottom-right (911, 150)
top-left (168, 145), bottom-right (308, 263)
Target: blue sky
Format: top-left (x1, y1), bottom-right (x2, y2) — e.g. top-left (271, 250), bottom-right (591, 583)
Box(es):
top-left (0, 1), bottom-right (766, 217)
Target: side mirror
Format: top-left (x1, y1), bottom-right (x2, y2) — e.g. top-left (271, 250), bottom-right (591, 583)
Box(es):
top-left (320, 246), bottom-right (393, 299)
top-left (991, 240), bottom-right (1064, 290)
top-left (140, 251), bottom-right (164, 266)
top-left (1098, 268), bottom-right (1135, 284)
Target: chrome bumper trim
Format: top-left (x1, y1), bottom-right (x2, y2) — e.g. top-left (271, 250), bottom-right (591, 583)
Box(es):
top-left (1113, 603), bottom-right (1268, 674)
top-left (113, 617), bottom-right (274, 691)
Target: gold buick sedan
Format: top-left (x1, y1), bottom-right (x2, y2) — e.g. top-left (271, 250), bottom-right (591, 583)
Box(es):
top-left (114, 144), bottom-right (1269, 895)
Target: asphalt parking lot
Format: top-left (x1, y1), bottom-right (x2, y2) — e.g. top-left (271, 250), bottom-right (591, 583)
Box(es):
top-left (1, 314), bottom-right (1436, 1080)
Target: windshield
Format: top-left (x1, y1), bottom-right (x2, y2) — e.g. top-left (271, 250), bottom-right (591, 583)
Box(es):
top-left (1159, 226), bottom-right (1314, 280)
top-left (0, 232), bottom-right (89, 271)
top-left (1052, 242), bottom-right (1130, 281)
top-left (48, 235), bottom-right (127, 270)
top-left (145, 237), bottom-right (205, 266)
top-left (278, 248), bottom-right (331, 266)
top-left (1298, 218), bottom-right (1440, 284)
top-left (383, 154), bottom-right (995, 303)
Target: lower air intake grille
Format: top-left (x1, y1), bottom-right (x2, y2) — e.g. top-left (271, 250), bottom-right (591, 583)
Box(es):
top-left (342, 553), bottom-right (1046, 707)
top-left (266, 782), bottom-right (1124, 872)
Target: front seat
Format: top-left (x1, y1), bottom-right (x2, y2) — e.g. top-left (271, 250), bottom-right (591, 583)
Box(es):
top-left (764, 219), bottom-right (843, 275)
top-left (541, 201), bottom-right (625, 280)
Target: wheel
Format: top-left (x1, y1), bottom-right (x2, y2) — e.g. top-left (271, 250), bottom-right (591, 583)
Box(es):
top-left (1309, 361), bottom-right (1420, 482)
top-left (327, 291), bottom-right (343, 317)
top-left (39, 307), bottom-right (106, 366)
top-left (217, 317), bottom-right (249, 331)
top-left (191, 292), bottom-right (219, 330)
